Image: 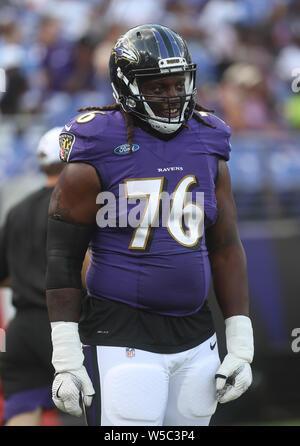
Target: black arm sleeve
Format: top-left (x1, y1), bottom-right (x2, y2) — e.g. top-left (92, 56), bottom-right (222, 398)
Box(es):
top-left (46, 216), bottom-right (95, 290)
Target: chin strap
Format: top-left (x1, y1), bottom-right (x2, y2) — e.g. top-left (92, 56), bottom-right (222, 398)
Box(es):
top-left (148, 118), bottom-right (183, 134)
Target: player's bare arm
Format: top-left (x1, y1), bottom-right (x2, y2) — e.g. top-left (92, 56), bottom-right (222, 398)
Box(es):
top-left (48, 162), bottom-right (100, 224)
top-left (206, 159), bottom-right (253, 403)
top-left (47, 162), bottom-right (101, 323)
top-left (46, 162), bottom-right (100, 417)
top-left (206, 159), bottom-right (249, 318)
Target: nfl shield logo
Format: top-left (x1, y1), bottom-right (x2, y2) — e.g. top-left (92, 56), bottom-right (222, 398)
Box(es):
top-left (126, 347), bottom-right (135, 357)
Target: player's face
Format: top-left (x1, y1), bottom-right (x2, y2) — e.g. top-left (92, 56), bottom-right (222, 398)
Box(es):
top-left (139, 75), bottom-right (186, 119)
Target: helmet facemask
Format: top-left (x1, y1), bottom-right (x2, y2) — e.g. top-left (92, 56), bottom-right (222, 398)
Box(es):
top-left (112, 58), bottom-right (197, 134)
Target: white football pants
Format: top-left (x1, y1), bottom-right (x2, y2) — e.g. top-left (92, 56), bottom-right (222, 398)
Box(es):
top-left (83, 333), bottom-right (220, 426)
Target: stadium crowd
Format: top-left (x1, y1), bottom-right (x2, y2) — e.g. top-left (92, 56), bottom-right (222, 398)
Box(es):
top-left (0, 0), bottom-right (299, 129)
top-left (0, 0), bottom-right (300, 217)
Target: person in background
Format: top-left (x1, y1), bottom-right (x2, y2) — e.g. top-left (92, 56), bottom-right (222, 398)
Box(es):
top-left (0, 127), bottom-right (64, 426)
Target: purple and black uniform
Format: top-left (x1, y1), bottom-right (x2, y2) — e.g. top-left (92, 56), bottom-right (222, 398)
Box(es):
top-left (60, 110), bottom-right (231, 354)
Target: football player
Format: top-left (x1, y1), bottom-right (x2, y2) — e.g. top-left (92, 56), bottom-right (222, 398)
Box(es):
top-left (47, 24), bottom-right (254, 426)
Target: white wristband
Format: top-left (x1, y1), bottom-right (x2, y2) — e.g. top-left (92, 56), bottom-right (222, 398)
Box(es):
top-left (225, 315), bottom-right (254, 363)
top-left (51, 322), bottom-right (84, 373)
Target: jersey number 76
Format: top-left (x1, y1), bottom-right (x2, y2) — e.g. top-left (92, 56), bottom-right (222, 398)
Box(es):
top-left (124, 175), bottom-right (204, 250)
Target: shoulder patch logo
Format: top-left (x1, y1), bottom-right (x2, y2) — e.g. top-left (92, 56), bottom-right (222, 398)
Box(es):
top-left (112, 36), bottom-right (139, 64)
top-left (114, 144), bottom-right (140, 156)
top-left (59, 132), bottom-right (75, 162)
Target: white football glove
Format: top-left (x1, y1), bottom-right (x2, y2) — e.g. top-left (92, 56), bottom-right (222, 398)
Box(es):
top-left (215, 315), bottom-right (254, 404)
top-left (51, 322), bottom-right (95, 417)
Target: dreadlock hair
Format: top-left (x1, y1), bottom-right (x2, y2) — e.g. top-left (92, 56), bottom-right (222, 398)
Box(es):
top-left (77, 102), bottom-right (216, 150)
top-left (193, 103), bottom-right (217, 129)
top-left (78, 104), bottom-right (135, 149)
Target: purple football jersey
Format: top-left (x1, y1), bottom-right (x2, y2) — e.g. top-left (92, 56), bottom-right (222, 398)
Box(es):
top-left (59, 110), bottom-right (231, 316)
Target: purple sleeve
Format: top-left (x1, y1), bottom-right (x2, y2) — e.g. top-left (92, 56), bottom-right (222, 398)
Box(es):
top-left (59, 111), bottom-right (110, 186)
top-left (197, 112), bottom-right (232, 161)
top-left (59, 112), bottom-right (108, 164)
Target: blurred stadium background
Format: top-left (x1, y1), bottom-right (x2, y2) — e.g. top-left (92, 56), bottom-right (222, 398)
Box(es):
top-left (0, 0), bottom-right (300, 426)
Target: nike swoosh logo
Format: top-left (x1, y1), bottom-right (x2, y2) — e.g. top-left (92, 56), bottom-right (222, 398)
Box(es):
top-left (210, 341), bottom-right (217, 350)
top-left (65, 124), bottom-right (72, 131)
top-left (56, 381), bottom-right (63, 398)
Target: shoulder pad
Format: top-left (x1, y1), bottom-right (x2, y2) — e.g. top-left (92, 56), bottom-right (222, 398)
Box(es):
top-left (63, 110), bottom-right (107, 135)
top-left (193, 111), bottom-right (232, 161)
top-left (59, 111), bottom-right (108, 162)
top-left (195, 111), bottom-right (231, 135)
